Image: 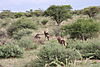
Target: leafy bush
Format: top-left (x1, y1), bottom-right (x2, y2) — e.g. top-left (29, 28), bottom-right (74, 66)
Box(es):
top-left (1, 18), bottom-right (13, 27)
top-left (12, 29), bottom-right (32, 40)
top-left (0, 43), bottom-right (24, 58)
top-left (39, 41), bottom-right (80, 63)
top-left (17, 37), bottom-right (37, 50)
top-left (25, 41), bottom-right (80, 67)
top-left (41, 19), bottom-right (48, 25)
top-left (62, 18), bottom-right (100, 40)
top-left (67, 39), bottom-right (100, 59)
top-left (7, 18), bottom-right (37, 37)
top-left (0, 31), bottom-right (6, 38)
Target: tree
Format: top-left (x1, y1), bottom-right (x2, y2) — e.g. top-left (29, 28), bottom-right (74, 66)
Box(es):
top-left (44, 5), bottom-right (72, 26)
top-left (62, 18), bottom-right (100, 40)
top-left (82, 6), bottom-right (100, 18)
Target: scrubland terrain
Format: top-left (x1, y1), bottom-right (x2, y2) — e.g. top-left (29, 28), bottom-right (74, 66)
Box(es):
top-left (0, 6), bottom-right (100, 67)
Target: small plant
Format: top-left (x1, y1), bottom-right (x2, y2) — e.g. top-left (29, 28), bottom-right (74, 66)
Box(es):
top-left (41, 19), bottom-right (48, 25)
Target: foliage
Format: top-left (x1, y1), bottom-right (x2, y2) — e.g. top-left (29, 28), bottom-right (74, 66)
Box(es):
top-left (49, 26), bottom-right (62, 36)
top-left (62, 18), bottom-right (100, 40)
top-left (25, 9), bottom-right (34, 17)
top-left (44, 5), bottom-right (72, 25)
top-left (72, 10), bottom-right (83, 15)
top-left (82, 6), bottom-right (100, 17)
top-left (33, 9), bottom-right (44, 17)
top-left (25, 59), bottom-right (45, 67)
top-left (0, 43), bottom-right (24, 58)
top-left (14, 12), bottom-right (26, 18)
top-left (12, 29), bottom-right (32, 40)
top-left (67, 39), bottom-right (100, 59)
top-left (0, 18), bottom-right (12, 28)
top-left (17, 37), bottom-right (37, 50)
top-left (41, 19), bottom-right (48, 25)
top-left (7, 18), bottom-right (37, 37)
top-left (26, 41), bottom-right (80, 67)
top-left (0, 10), bottom-right (14, 19)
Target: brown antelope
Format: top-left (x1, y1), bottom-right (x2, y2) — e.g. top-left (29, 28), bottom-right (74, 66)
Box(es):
top-left (44, 31), bottom-right (50, 41)
top-left (56, 36), bottom-right (66, 46)
top-left (34, 34), bottom-right (41, 39)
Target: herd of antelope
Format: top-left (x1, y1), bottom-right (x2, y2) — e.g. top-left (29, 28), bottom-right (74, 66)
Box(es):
top-left (34, 31), bottom-right (67, 46)
top-left (0, 31), bottom-right (67, 46)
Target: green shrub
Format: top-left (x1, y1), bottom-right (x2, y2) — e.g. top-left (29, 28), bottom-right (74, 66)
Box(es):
top-left (39, 41), bottom-right (80, 63)
top-left (7, 18), bottom-right (37, 37)
top-left (62, 18), bottom-right (100, 40)
top-left (1, 18), bottom-right (13, 27)
top-left (17, 37), bottom-right (37, 50)
top-left (12, 29), bottom-right (32, 40)
top-left (25, 41), bottom-right (80, 67)
top-left (0, 43), bottom-right (24, 58)
top-left (67, 39), bottom-right (100, 59)
top-left (41, 19), bottom-right (48, 25)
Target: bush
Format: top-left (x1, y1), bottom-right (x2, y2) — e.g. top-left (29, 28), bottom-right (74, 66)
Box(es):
top-left (62, 18), bottom-right (100, 40)
top-left (7, 18), bottom-right (37, 37)
top-left (1, 18), bottom-right (13, 27)
top-left (67, 39), bottom-right (100, 59)
top-left (41, 19), bottom-right (48, 25)
top-left (0, 43), bottom-right (24, 58)
top-left (0, 31), bottom-right (6, 38)
top-left (39, 41), bottom-right (80, 63)
top-left (12, 29), bottom-right (32, 40)
top-left (25, 41), bottom-right (80, 67)
top-left (17, 37), bottom-right (37, 50)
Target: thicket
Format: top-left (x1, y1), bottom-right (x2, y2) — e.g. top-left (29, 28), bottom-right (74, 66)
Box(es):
top-left (12, 29), bottom-right (33, 40)
top-left (62, 18), bottom-right (100, 40)
top-left (0, 43), bottom-right (24, 58)
top-left (7, 18), bottom-right (37, 37)
top-left (25, 40), bottom-right (80, 67)
top-left (67, 39), bottom-right (100, 59)
top-left (17, 37), bottom-right (37, 50)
